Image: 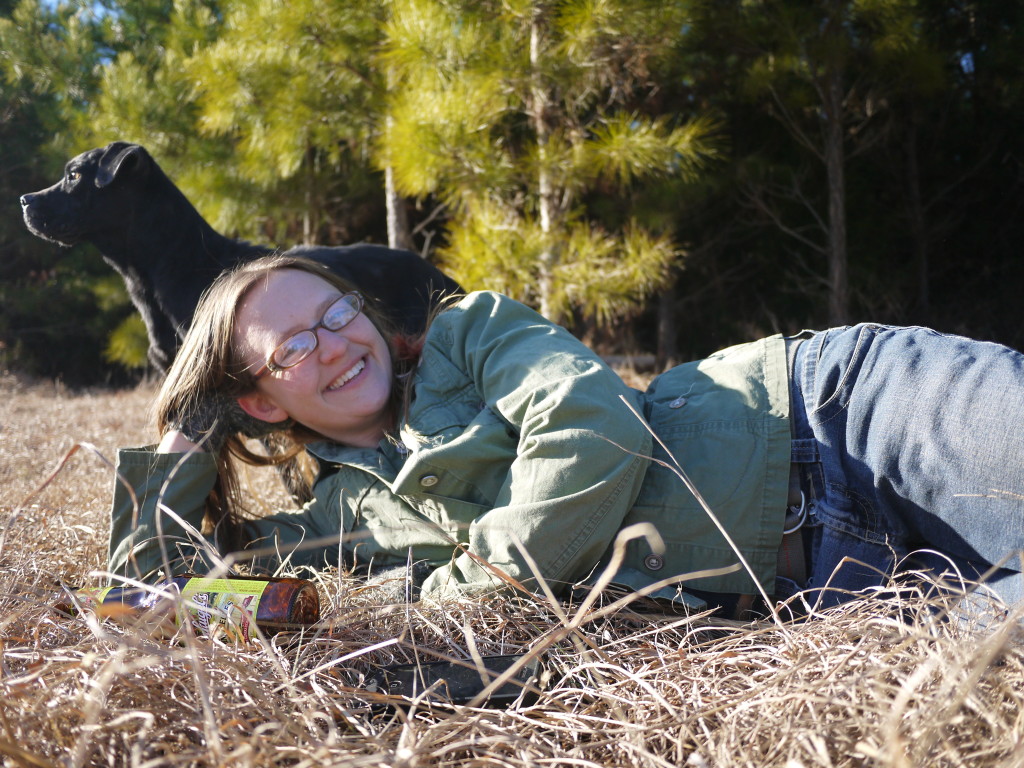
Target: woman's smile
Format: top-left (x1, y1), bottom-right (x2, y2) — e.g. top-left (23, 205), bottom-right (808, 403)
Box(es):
top-left (233, 269), bottom-right (394, 447)
top-left (326, 357), bottom-right (366, 391)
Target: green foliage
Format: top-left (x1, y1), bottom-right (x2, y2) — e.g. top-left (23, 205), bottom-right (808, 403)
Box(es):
top-left (88, 271), bottom-right (149, 370)
top-left (0, 250), bottom-right (138, 384)
top-left (3, 0), bottom-right (1024, 383)
top-left (381, 0), bottom-right (717, 325)
top-left (0, 0), bottom-right (131, 384)
top-left (558, 222), bottom-right (679, 326)
top-left (583, 114), bottom-right (721, 187)
top-left (176, 0), bottom-right (387, 241)
top-left (104, 314), bottom-right (150, 369)
top-left (82, 0), bottom-right (266, 235)
top-left (0, 0), bottom-right (103, 165)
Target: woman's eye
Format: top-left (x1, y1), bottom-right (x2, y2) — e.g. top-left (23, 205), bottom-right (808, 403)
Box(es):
top-left (324, 298), bottom-right (359, 329)
top-left (325, 307), bottom-right (355, 328)
top-left (276, 333), bottom-right (315, 366)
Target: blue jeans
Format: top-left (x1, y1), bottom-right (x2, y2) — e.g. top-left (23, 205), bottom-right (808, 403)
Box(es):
top-left (788, 324), bottom-right (1024, 610)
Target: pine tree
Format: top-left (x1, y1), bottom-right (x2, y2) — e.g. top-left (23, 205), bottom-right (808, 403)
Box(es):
top-left (727, 0), bottom-right (928, 325)
top-left (180, 0), bottom-right (396, 246)
top-left (380, 0), bottom-right (718, 327)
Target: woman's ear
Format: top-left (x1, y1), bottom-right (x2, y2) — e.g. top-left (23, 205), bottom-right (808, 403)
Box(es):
top-left (236, 392), bottom-right (289, 424)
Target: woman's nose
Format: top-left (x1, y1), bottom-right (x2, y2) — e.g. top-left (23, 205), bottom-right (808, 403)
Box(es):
top-left (316, 326), bottom-right (349, 363)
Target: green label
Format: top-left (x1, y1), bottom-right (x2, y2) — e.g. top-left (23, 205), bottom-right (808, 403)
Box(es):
top-left (179, 578), bottom-right (271, 643)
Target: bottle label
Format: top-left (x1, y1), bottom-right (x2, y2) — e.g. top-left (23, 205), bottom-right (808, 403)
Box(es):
top-left (179, 578), bottom-right (271, 643)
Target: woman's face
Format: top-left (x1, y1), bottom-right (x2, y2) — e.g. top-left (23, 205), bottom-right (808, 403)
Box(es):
top-left (233, 269), bottom-right (393, 448)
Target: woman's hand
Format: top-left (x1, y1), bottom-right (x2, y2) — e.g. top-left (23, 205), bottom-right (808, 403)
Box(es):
top-left (164, 393), bottom-right (294, 453)
top-left (158, 429), bottom-right (203, 453)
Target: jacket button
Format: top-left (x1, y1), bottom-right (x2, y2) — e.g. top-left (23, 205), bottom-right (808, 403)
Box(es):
top-left (419, 474), bottom-right (439, 488)
top-left (644, 554), bottom-right (664, 571)
top-left (669, 396), bottom-right (687, 409)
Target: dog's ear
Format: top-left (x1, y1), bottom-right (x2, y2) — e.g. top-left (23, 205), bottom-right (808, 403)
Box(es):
top-left (95, 143), bottom-right (149, 188)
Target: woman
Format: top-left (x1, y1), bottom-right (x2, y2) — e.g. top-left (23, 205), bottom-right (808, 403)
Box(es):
top-left (109, 254), bottom-right (1024, 617)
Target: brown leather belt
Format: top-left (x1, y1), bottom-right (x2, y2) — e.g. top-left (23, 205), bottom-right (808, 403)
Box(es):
top-left (777, 484), bottom-right (808, 585)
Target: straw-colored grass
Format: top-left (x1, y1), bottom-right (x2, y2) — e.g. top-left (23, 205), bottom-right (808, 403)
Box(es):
top-left (2, 371), bottom-right (1023, 768)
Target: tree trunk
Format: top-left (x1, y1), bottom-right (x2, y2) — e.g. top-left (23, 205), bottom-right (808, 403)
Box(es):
top-left (531, 10), bottom-right (559, 323)
top-left (823, 66), bottom-right (849, 325)
top-left (385, 162), bottom-right (415, 252)
top-left (904, 116), bottom-right (929, 320)
top-left (383, 109), bottom-right (416, 252)
top-left (303, 144), bottom-right (315, 245)
top-left (656, 286), bottom-right (678, 370)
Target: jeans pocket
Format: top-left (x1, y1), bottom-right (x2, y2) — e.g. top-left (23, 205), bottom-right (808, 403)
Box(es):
top-left (810, 324), bottom-right (882, 423)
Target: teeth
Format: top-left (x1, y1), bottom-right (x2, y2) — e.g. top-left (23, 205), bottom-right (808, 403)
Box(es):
top-left (328, 359), bottom-right (365, 391)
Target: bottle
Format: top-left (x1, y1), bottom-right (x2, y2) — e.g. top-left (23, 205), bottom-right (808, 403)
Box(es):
top-left (61, 575), bottom-right (320, 643)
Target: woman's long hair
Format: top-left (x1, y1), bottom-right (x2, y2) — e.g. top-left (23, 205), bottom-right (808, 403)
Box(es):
top-left (154, 254), bottom-right (418, 555)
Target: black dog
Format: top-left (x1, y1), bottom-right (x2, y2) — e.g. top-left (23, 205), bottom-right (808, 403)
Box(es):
top-left (21, 141), bottom-right (462, 372)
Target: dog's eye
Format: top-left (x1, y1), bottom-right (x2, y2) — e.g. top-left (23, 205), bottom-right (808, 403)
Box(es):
top-left (66, 170), bottom-right (81, 183)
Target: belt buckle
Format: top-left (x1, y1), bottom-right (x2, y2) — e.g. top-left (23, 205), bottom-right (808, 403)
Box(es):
top-left (783, 490), bottom-right (807, 534)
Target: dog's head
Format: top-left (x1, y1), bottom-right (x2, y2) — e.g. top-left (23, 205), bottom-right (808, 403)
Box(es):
top-left (20, 142), bottom-right (153, 246)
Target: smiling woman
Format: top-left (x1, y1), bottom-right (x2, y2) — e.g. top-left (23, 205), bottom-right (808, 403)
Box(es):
top-left (231, 272), bottom-right (394, 448)
top-left (109, 254), bottom-right (1024, 621)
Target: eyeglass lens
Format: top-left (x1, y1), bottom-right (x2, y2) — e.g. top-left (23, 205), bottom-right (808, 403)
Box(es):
top-left (272, 293), bottom-right (362, 369)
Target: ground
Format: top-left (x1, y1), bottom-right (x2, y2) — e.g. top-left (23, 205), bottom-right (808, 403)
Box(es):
top-left (1, 372), bottom-right (1023, 768)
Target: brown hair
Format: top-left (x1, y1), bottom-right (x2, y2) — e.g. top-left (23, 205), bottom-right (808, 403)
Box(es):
top-left (155, 253), bottom-right (415, 552)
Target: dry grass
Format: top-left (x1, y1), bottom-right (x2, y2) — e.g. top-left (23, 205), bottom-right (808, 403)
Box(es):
top-left (2, 372), bottom-right (1024, 767)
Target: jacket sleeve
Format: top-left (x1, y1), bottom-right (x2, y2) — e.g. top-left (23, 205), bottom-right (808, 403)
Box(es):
top-left (108, 447), bottom-right (345, 582)
top-left (417, 292), bottom-right (653, 599)
top-left (108, 447), bottom-right (218, 582)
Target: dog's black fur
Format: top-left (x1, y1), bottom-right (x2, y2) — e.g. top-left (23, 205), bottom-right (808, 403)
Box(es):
top-left (21, 141), bottom-right (462, 372)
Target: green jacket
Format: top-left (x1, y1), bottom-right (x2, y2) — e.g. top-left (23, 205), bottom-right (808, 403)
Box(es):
top-left (110, 292), bottom-right (791, 607)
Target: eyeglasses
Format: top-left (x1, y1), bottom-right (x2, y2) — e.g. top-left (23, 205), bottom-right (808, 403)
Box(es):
top-left (252, 292), bottom-right (364, 379)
